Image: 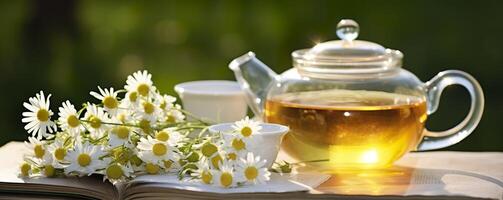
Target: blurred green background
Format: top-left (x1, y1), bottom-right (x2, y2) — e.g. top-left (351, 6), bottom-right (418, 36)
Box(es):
top-left (0, 0), bottom-right (502, 150)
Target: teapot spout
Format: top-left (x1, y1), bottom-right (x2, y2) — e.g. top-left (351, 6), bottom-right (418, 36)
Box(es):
top-left (229, 52), bottom-right (277, 118)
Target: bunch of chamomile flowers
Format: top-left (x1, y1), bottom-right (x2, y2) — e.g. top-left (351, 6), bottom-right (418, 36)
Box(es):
top-left (19, 70), bottom-right (272, 188)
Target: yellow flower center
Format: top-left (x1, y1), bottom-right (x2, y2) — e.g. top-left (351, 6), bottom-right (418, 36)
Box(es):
top-left (211, 155), bottom-right (222, 169)
top-left (37, 109), bottom-right (50, 122)
top-left (232, 139), bottom-right (246, 151)
top-left (54, 148), bottom-right (66, 160)
top-left (220, 172), bottom-right (233, 187)
top-left (166, 115), bottom-right (176, 123)
top-left (128, 91), bottom-right (138, 102)
top-left (137, 84), bottom-right (150, 96)
top-left (77, 153), bottom-right (91, 167)
top-left (155, 131), bottom-right (170, 142)
top-left (152, 143), bottom-right (167, 156)
top-left (244, 166), bottom-right (258, 180)
top-left (89, 115), bottom-right (101, 129)
top-left (160, 101), bottom-right (167, 110)
top-left (114, 126), bottom-right (129, 139)
top-left (202, 171), bottom-right (212, 184)
top-left (20, 163), bottom-right (31, 176)
top-left (44, 165), bottom-right (55, 177)
top-left (201, 143), bottom-right (218, 157)
top-left (142, 102), bottom-right (155, 114)
top-left (227, 153), bottom-right (237, 160)
top-left (241, 126), bottom-right (252, 137)
top-left (145, 163), bottom-right (159, 174)
top-left (34, 144), bottom-right (45, 158)
top-left (67, 115), bottom-right (80, 128)
top-left (139, 119), bottom-right (151, 133)
top-left (103, 96), bottom-right (118, 109)
top-left (163, 160), bottom-right (173, 169)
top-left (106, 164), bottom-right (123, 179)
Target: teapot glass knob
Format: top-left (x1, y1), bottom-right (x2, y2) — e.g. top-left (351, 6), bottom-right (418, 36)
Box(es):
top-left (336, 19), bottom-right (359, 42)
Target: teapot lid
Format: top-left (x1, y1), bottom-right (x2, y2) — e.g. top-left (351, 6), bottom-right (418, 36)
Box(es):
top-left (292, 19), bottom-right (403, 77)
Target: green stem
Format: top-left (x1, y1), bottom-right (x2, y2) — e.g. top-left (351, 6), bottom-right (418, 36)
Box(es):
top-left (175, 108), bottom-right (212, 125)
top-left (77, 105), bottom-right (87, 116)
top-left (174, 125), bottom-right (208, 131)
top-left (197, 126), bottom-right (210, 138)
top-left (90, 133), bottom-right (108, 144)
top-left (80, 119), bottom-right (140, 128)
top-left (158, 122), bottom-right (193, 129)
top-left (80, 119), bottom-right (209, 133)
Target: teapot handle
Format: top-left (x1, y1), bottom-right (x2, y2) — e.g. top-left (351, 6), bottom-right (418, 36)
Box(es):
top-left (416, 70), bottom-right (484, 151)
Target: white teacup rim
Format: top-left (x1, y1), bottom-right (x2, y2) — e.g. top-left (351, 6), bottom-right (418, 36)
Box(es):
top-left (174, 80), bottom-right (244, 96)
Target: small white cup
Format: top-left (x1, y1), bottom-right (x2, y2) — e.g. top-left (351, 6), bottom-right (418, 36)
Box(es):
top-left (174, 80), bottom-right (247, 123)
top-left (208, 123), bottom-right (289, 168)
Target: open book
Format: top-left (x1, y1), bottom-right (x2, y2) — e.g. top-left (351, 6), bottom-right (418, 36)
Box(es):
top-left (1, 141), bottom-right (502, 200)
top-left (0, 142), bottom-right (330, 200)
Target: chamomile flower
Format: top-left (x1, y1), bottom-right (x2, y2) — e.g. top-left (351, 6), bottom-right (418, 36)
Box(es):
top-left (223, 149), bottom-right (246, 163)
top-left (136, 116), bottom-right (156, 135)
top-left (209, 152), bottom-right (224, 170)
top-left (236, 152), bottom-right (270, 185)
top-left (25, 136), bottom-right (46, 159)
top-left (22, 91), bottom-right (57, 139)
top-left (232, 116), bottom-right (261, 140)
top-left (136, 137), bottom-right (179, 165)
top-left (122, 90), bottom-right (140, 109)
top-left (103, 158), bottom-right (133, 184)
top-left (57, 101), bottom-right (83, 137)
top-left (46, 138), bottom-right (68, 165)
top-left (163, 104), bottom-right (185, 123)
top-left (90, 87), bottom-right (120, 116)
top-left (198, 141), bottom-right (224, 169)
top-left (144, 162), bottom-right (161, 174)
top-left (108, 125), bottom-right (132, 148)
top-left (161, 159), bottom-right (180, 173)
top-left (125, 70), bottom-right (155, 97)
top-left (82, 103), bottom-right (111, 138)
top-left (35, 153), bottom-right (57, 177)
top-left (19, 162), bottom-right (32, 177)
top-left (221, 134), bottom-right (248, 162)
top-left (136, 99), bottom-right (160, 122)
top-left (192, 158), bottom-right (213, 184)
top-left (154, 93), bottom-right (176, 111)
top-left (113, 105), bottom-right (133, 124)
top-left (129, 153), bottom-right (145, 172)
top-left (223, 133), bottom-right (249, 152)
top-left (64, 142), bottom-right (105, 176)
top-left (213, 161), bottom-right (236, 188)
top-left (200, 141), bottom-right (220, 158)
top-left (154, 128), bottom-right (183, 146)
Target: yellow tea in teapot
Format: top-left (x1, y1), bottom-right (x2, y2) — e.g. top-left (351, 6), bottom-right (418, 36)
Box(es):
top-left (265, 89), bottom-right (427, 168)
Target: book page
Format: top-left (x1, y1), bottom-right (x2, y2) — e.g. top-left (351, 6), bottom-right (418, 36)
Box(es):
top-left (117, 171), bottom-right (330, 199)
top-left (0, 142), bottom-right (118, 200)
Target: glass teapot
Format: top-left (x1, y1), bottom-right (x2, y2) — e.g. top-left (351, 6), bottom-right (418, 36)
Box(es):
top-left (229, 19), bottom-right (484, 168)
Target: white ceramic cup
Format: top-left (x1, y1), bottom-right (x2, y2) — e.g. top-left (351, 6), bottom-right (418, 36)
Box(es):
top-left (174, 80), bottom-right (247, 123)
top-left (208, 123), bottom-right (289, 168)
